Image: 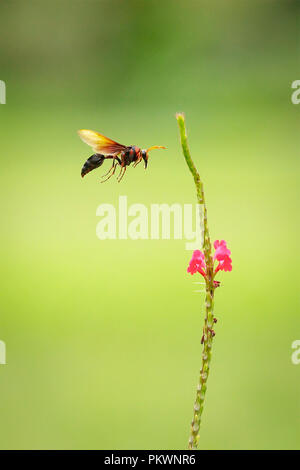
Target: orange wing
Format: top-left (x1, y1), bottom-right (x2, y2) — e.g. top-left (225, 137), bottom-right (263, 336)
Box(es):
top-left (78, 129), bottom-right (126, 155)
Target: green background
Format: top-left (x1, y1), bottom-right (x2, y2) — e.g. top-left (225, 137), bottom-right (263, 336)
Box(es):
top-left (0, 0), bottom-right (299, 449)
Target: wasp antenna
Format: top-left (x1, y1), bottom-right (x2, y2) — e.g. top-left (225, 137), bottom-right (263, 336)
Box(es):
top-left (146, 145), bottom-right (166, 153)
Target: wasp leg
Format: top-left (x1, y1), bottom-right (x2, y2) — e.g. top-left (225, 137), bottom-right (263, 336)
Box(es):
top-left (101, 163), bottom-right (119, 183)
top-left (101, 163), bottom-right (114, 178)
top-left (117, 166), bottom-right (127, 183)
top-left (101, 157), bottom-right (122, 181)
top-left (101, 156), bottom-right (118, 178)
top-left (132, 157), bottom-right (142, 168)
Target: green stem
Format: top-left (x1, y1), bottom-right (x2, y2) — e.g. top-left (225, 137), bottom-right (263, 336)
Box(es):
top-left (176, 113), bottom-right (216, 450)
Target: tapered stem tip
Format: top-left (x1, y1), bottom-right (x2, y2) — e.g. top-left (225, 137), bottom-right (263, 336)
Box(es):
top-left (176, 112), bottom-right (185, 121)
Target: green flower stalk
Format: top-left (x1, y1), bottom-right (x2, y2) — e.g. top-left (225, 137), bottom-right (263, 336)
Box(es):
top-left (176, 113), bottom-right (232, 450)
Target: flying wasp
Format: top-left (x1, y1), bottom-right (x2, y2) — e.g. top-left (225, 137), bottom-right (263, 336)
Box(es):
top-left (78, 129), bottom-right (166, 182)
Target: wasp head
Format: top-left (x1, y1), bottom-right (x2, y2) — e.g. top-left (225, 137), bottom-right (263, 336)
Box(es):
top-left (141, 146), bottom-right (166, 169)
top-left (141, 149), bottom-right (148, 169)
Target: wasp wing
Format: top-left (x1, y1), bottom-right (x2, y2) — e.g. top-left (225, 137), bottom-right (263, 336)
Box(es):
top-left (78, 129), bottom-right (126, 155)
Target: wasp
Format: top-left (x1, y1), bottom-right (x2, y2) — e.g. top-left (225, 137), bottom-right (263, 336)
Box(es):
top-left (78, 129), bottom-right (166, 182)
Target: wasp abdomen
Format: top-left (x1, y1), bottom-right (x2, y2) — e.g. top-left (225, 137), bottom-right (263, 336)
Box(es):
top-left (81, 153), bottom-right (105, 178)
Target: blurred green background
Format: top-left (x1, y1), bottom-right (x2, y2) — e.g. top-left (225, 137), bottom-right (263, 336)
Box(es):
top-left (0, 0), bottom-right (299, 450)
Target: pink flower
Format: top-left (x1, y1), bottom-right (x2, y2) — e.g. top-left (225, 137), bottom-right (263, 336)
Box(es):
top-left (187, 250), bottom-right (206, 277)
top-left (215, 255), bottom-right (232, 273)
top-left (213, 240), bottom-right (231, 261)
top-left (187, 239), bottom-right (232, 279)
top-left (213, 240), bottom-right (232, 272)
